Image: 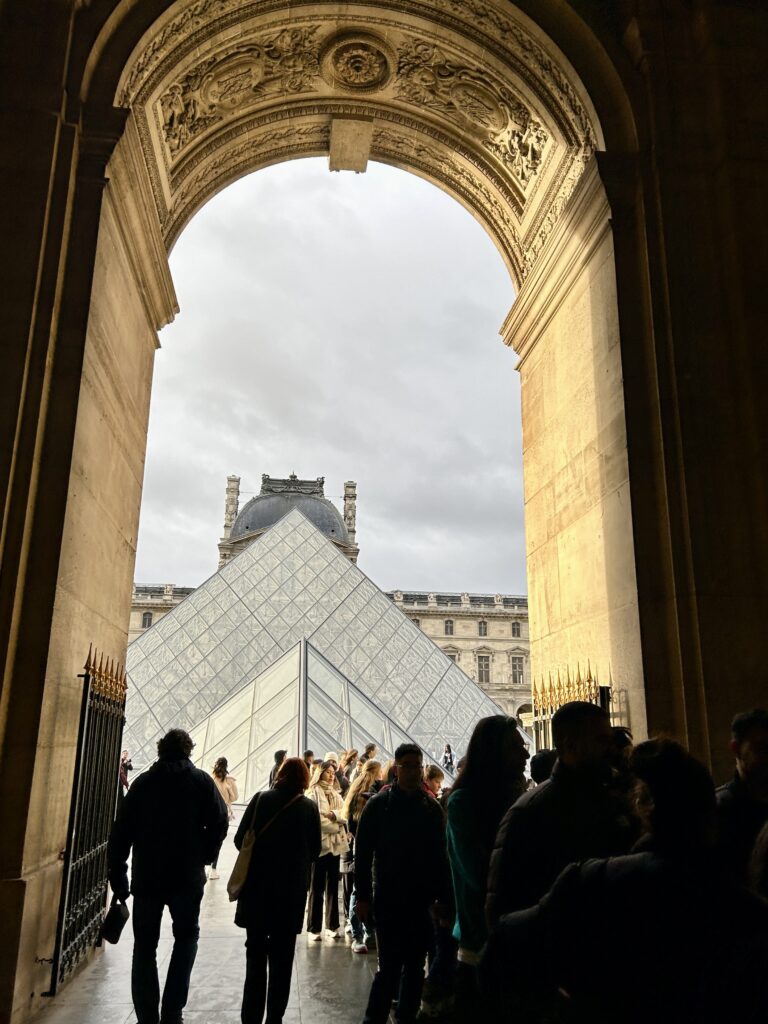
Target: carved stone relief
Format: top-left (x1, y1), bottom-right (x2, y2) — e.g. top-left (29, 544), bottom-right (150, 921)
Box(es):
top-left (395, 39), bottom-right (549, 187)
top-left (158, 27), bottom-right (321, 155)
top-left (118, 0), bottom-right (599, 279)
top-left (320, 32), bottom-right (395, 92)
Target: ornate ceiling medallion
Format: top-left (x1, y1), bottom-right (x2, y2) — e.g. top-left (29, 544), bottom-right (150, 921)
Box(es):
top-left (320, 32), bottom-right (395, 93)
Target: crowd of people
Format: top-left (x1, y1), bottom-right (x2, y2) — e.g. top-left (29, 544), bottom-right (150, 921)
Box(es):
top-left (108, 704), bottom-right (768, 1024)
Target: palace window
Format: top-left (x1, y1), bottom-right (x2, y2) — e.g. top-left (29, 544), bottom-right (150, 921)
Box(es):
top-left (412, 618), bottom-right (420, 629)
top-left (444, 619), bottom-right (454, 636)
top-left (446, 652), bottom-right (457, 663)
top-left (511, 655), bottom-right (525, 686)
top-left (511, 621), bottom-right (521, 638)
top-left (142, 611), bottom-right (153, 628)
top-left (477, 654), bottom-right (491, 684)
top-left (478, 620), bottom-right (488, 637)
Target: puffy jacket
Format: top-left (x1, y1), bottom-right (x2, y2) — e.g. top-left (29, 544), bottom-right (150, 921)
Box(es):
top-left (486, 760), bottom-right (635, 926)
top-left (108, 757), bottom-right (228, 898)
top-left (715, 774), bottom-right (768, 884)
top-left (481, 839), bottom-right (768, 1024)
top-left (307, 782), bottom-right (349, 857)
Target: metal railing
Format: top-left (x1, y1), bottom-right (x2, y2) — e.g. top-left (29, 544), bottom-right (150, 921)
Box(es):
top-left (48, 647), bottom-right (127, 993)
top-left (531, 663), bottom-right (612, 749)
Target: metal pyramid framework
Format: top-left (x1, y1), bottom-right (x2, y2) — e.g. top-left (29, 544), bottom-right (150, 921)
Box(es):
top-left (188, 639), bottom-right (428, 799)
top-left (125, 507), bottom-right (503, 796)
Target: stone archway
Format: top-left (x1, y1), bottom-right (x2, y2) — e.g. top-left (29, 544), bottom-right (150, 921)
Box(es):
top-left (92, 0), bottom-right (644, 736)
top-left (5, 3), bottom-right (766, 1022)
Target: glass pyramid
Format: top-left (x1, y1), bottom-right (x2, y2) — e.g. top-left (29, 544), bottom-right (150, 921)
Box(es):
top-left (125, 507), bottom-right (504, 795)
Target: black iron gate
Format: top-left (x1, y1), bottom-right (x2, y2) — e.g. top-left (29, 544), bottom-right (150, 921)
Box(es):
top-left (48, 647), bottom-right (127, 993)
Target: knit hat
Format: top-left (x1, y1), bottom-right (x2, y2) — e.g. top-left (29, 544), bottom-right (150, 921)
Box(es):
top-left (324, 751), bottom-right (340, 764)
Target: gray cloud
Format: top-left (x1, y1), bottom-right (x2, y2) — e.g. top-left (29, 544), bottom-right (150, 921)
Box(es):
top-left (135, 158), bottom-right (526, 595)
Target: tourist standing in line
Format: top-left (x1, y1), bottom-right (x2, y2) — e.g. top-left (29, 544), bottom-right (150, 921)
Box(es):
top-left (234, 757), bottom-right (321, 1024)
top-left (355, 743), bottom-right (451, 1024)
top-left (446, 716), bottom-right (528, 1019)
top-left (481, 739), bottom-right (768, 1024)
top-left (306, 760), bottom-right (348, 941)
top-left (268, 750), bottom-right (287, 787)
top-left (302, 749), bottom-right (315, 773)
top-left (350, 742), bottom-right (377, 781)
top-left (208, 756), bottom-right (238, 880)
top-left (340, 748), bottom-right (359, 780)
top-left (108, 729), bottom-right (228, 1024)
top-left (716, 708), bottom-right (768, 883)
top-left (486, 701), bottom-right (636, 925)
top-left (528, 748), bottom-right (556, 786)
top-left (341, 760), bottom-right (382, 953)
top-left (424, 764), bottom-right (445, 798)
top-left (441, 744), bottom-right (455, 773)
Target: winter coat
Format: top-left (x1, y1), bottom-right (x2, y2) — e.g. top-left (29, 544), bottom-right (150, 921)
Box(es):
top-left (481, 838), bottom-right (768, 1024)
top-left (212, 773), bottom-right (238, 819)
top-left (307, 782), bottom-right (349, 857)
top-left (486, 760), bottom-right (635, 926)
top-left (354, 783), bottom-right (451, 921)
top-left (715, 774), bottom-right (768, 884)
top-left (233, 788), bottom-right (321, 932)
top-left (108, 757), bottom-right (228, 898)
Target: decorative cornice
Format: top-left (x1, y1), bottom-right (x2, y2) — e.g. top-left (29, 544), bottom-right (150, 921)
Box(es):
top-left (501, 155), bottom-right (611, 361)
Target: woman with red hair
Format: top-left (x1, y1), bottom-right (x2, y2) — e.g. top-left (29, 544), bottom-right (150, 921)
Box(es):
top-left (234, 757), bottom-right (321, 1024)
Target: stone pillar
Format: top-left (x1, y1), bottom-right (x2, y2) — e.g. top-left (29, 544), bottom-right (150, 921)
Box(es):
top-left (504, 157), bottom-right (646, 737)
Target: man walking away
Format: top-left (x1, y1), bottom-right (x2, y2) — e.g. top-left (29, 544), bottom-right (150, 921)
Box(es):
top-left (486, 701), bottom-right (636, 924)
top-left (108, 729), bottom-right (229, 1024)
top-left (716, 708), bottom-right (768, 883)
top-left (355, 743), bottom-right (451, 1024)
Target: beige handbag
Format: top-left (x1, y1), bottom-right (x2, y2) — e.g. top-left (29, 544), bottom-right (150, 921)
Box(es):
top-left (227, 793), bottom-right (302, 901)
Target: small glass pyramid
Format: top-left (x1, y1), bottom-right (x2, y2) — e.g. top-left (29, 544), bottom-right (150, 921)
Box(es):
top-left (125, 507), bottom-right (504, 797)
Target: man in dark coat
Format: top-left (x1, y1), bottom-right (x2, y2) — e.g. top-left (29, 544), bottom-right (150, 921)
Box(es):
top-left (715, 708), bottom-right (768, 883)
top-left (486, 702), bottom-right (635, 925)
top-left (355, 743), bottom-right (451, 1024)
top-left (234, 757), bottom-right (321, 1024)
top-left (481, 740), bottom-right (768, 1024)
top-left (108, 729), bottom-right (228, 1024)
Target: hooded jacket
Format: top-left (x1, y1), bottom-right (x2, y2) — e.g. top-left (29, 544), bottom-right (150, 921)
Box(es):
top-left (108, 757), bottom-right (228, 898)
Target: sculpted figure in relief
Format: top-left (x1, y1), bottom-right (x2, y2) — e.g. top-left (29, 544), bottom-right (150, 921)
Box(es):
top-left (395, 38), bottom-right (548, 188)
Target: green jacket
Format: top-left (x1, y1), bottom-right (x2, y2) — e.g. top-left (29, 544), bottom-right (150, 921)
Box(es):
top-left (446, 788), bottom-right (494, 953)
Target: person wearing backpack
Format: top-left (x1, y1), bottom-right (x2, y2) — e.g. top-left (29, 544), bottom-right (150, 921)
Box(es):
top-left (233, 757), bottom-right (320, 1024)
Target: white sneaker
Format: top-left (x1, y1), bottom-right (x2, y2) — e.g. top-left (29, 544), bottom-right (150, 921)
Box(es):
top-left (325, 928), bottom-right (340, 940)
top-left (352, 940), bottom-right (368, 954)
top-left (308, 931), bottom-right (323, 942)
top-left (208, 869), bottom-right (220, 880)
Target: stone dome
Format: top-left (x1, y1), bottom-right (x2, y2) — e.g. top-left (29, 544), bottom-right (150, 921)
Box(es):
top-left (231, 492), bottom-right (349, 545)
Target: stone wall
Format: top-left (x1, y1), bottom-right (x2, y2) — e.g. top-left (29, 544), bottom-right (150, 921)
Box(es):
top-left (505, 160), bottom-right (645, 734)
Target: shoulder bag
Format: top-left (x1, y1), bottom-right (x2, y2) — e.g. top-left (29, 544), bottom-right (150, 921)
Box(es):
top-left (227, 792), bottom-right (303, 901)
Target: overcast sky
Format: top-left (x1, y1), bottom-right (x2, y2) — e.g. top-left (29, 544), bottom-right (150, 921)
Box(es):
top-left (135, 157), bottom-right (527, 594)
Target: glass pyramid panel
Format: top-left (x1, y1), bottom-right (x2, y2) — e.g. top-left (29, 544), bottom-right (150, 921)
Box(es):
top-left (125, 507), bottom-right (507, 779)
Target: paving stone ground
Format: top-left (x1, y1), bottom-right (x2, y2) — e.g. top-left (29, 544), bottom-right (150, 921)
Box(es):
top-left (31, 816), bottom-right (378, 1024)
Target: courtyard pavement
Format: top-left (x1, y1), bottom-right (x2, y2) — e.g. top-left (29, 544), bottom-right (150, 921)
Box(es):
top-left (31, 817), bottom-right (377, 1024)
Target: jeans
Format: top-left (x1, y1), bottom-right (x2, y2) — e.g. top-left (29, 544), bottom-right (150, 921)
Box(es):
top-left (362, 912), bottom-right (431, 1024)
top-left (306, 854), bottom-right (340, 933)
top-left (132, 890), bottom-right (203, 1024)
top-left (348, 886), bottom-right (374, 944)
top-left (242, 927), bottom-right (297, 1024)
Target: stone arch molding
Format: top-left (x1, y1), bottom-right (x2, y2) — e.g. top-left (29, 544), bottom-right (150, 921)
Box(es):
top-left (115, 0), bottom-right (601, 285)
